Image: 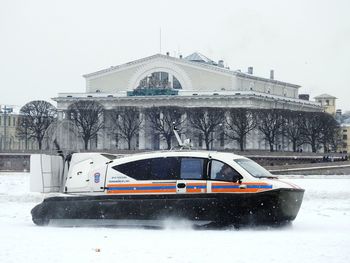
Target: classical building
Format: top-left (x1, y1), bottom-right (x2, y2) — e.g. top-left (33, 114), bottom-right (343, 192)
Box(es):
top-left (0, 105), bottom-right (37, 151)
top-left (53, 52), bottom-right (323, 151)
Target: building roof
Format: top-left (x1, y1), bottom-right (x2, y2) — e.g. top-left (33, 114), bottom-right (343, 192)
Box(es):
top-left (82, 53), bottom-right (300, 88)
top-left (54, 90), bottom-right (322, 110)
top-left (184, 52), bottom-right (217, 65)
top-left (314, 93), bottom-right (337, 99)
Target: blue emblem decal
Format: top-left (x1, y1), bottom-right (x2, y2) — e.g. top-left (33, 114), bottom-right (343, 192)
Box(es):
top-left (94, 173), bottom-right (101, 183)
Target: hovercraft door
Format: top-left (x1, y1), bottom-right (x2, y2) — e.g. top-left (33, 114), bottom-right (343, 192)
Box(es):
top-left (65, 159), bottom-right (92, 192)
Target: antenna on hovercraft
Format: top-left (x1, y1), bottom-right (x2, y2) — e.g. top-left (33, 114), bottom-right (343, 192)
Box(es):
top-left (173, 122), bottom-right (192, 150)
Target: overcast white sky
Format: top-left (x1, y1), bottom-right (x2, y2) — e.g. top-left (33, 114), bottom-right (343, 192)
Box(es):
top-left (1, 0), bottom-right (349, 111)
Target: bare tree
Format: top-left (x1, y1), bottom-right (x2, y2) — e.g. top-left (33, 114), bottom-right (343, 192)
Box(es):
top-left (68, 100), bottom-right (104, 150)
top-left (284, 110), bottom-right (306, 152)
top-left (145, 106), bottom-right (184, 149)
top-left (257, 109), bottom-right (285, 152)
top-left (17, 100), bottom-right (57, 150)
top-left (225, 108), bottom-right (258, 151)
top-left (110, 107), bottom-right (143, 150)
top-left (300, 112), bottom-right (323, 153)
top-left (300, 111), bottom-right (336, 153)
top-left (329, 126), bottom-right (342, 152)
top-left (319, 112), bottom-right (340, 152)
top-left (187, 107), bottom-right (225, 150)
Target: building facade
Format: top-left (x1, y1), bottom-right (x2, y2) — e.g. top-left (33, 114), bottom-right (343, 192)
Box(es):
top-left (314, 94), bottom-right (337, 116)
top-left (339, 125), bottom-right (350, 153)
top-left (53, 52), bottom-right (323, 151)
top-left (0, 105), bottom-right (37, 151)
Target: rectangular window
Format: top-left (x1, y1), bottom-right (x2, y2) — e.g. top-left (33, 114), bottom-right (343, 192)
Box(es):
top-left (115, 134), bottom-right (119, 148)
top-left (8, 117), bottom-right (11, 126)
top-left (343, 130), bottom-right (347, 133)
top-left (198, 133), bottom-right (203, 147)
top-left (180, 158), bottom-right (205, 179)
top-left (343, 135), bottom-right (348, 140)
top-left (150, 157), bottom-right (179, 180)
top-left (220, 132), bottom-right (225, 147)
top-left (153, 134), bottom-right (160, 150)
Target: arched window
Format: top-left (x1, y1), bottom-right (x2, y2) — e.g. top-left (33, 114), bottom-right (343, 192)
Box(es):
top-left (137, 72), bottom-right (182, 90)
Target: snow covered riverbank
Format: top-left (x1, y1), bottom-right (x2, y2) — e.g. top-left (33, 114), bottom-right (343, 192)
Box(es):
top-left (0, 173), bottom-right (349, 263)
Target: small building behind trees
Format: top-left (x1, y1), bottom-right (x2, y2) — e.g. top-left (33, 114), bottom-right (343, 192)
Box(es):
top-left (0, 105), bottom-right (38, 151)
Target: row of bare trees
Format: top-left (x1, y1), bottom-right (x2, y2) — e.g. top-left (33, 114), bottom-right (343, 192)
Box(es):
top-left (226, 108), bottom-right (339, 152)
top-left (107, 106), bottom-right (339, 153)
top-left (16, 100), bottom-right (340, 153)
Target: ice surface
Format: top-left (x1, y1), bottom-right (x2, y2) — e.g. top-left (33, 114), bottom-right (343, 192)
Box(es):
top-left (0, 172), bottom-right (349, 263)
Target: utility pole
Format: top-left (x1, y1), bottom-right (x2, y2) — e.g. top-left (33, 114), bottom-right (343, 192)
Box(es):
top-left (25, 124), bottom-right (28, 150)
top-left (159, 27), bottom-right (162, 54)
top-left (1, 105), bottom-right (13, 150)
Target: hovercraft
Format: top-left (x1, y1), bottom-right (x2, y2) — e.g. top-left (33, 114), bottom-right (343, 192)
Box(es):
top-left (30, 149), bottom-right (304, 227)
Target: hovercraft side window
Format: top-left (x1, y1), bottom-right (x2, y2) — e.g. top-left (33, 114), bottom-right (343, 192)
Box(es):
top-left (113, 157), bottom-right (179, 180)
top-left (151, 157), bottom-right (179, 180)
top-left (113, 159), bottom-right (151, 180)
top-left (113, 157), bottom-right (208, 180)
top-left (234, 158), bottom-right (273, 178)
top-left (210, 160), bottom-right (242, 182)
top-left (180, 158), bottom-right (205, 180)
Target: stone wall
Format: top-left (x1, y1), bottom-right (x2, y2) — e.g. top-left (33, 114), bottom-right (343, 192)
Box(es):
top-left (0, 154), bottom-right (30, 172)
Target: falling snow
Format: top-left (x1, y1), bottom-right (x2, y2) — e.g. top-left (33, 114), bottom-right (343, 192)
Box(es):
top-left (0, 173), bottom-right (349, 263)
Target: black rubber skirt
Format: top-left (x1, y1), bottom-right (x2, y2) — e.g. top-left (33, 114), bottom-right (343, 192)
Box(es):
top-left (31, 188), bottom-right (304, 227)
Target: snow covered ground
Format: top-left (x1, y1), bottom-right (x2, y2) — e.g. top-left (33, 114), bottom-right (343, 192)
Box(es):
top-left (0, 173), bottom-right (349, 263)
